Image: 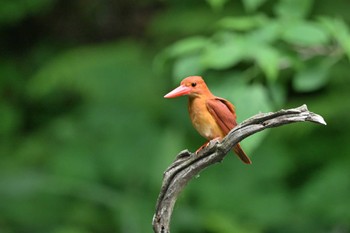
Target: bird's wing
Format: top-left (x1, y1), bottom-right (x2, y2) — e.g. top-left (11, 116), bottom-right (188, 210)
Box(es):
top-left (206, 97), bottom-right (237, 135)
top-left (207, 97), bottom-right (252, 164)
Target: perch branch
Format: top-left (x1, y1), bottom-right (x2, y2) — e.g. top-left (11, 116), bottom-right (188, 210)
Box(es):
top-left (152, 104), bottom-right (326, 233)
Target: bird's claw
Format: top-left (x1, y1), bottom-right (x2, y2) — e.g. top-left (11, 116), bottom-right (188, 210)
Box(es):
top-left (195, 137), bottom-right (221, 155)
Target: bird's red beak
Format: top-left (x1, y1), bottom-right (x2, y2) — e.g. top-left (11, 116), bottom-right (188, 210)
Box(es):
top-left (164, 85), bottom-right (192, 98)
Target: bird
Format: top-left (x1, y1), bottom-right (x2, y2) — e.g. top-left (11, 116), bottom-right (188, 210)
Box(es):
top-left (164, 76), bottom-right (251, 164)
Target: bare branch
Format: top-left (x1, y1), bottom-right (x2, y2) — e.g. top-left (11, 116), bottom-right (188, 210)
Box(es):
top-left (152, 104), bottom-right (326, 233)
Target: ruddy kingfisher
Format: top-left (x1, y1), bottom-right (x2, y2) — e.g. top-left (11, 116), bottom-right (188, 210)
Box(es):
top-left (164, 76), bottom-right (251, 164)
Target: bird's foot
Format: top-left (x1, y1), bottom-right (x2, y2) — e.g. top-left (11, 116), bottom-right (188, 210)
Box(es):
top-left (195, 137), bottom-right (221, 155)
top-left (195, 142), bottom-right (209, 154)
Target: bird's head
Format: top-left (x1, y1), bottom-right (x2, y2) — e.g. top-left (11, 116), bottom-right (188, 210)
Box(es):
top-left (164, 76), bottom-right (210, 98)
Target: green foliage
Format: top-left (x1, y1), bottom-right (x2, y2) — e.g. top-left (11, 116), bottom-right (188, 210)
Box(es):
top-left (0, 0), bottom-right (350, 233)
top-left (242, 0), bottom-right (268, 12)
top-left (157, 0), bottom-right (350, 102)
top-left (281, 21), bottom-right (329, 46)
top-left (320, 17), bottom-right (350, 61)
top-left (206, 0), bottom-right (230, 12)
top-left (293, 57), bottom-right (336, 92)
top-left (0, 0), bottom-right (54, 26)
top-left (275, 0), bottom-right (314, 19)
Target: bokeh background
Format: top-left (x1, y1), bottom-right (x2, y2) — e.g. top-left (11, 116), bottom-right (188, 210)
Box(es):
top-left (1, 0), bottom-right (350, 232)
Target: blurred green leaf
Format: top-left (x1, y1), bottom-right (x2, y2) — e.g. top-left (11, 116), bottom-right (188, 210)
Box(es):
top-left (164, 37), bottom-right (208, 58)
top-left (255, 46), bottom-right (280, 82)
top-left (206, 0), bottom-right (229, 11)
top-left (155, 37), bottom-right (208, 77)
top-left (268, 82), bottom-right (287, 107)
top-left (201, 33), bottom-right (246, 69)
top-left (281, 21), bottom-right (329, 46)
top-left (148, 7), bottom-right (219, 39)
top-left (293, 57), bottom-right (335, 92)
top-left (242, 0), bottom-right (268, 12)
top-left (249, 20), bottom-right (281, 43)
top-left (173, 54), bottom-right (204, 82)
top-left (319, 17), bottom-right (350, 61)
top-left (217, 14), bottom-right (268, 31)
top-left (275, 0), bottom-right (314, 19)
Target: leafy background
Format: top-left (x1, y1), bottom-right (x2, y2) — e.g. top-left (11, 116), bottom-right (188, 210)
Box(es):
top-left (1, 0), bottom-right (350, 232)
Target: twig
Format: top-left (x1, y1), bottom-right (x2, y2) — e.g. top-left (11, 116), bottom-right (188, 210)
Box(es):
top-left (152, 104), bottom-right (326, 233)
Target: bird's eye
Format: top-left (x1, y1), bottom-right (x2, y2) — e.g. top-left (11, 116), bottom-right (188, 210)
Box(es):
top-left (191, 82), bottom-right (197, 87)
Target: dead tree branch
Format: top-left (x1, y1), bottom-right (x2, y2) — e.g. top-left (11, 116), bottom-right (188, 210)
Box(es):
top-left (152, 104), bottom-right (326, 233)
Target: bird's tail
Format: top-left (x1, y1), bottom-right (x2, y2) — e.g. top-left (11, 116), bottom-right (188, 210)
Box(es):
top-left (233, 143), bottom-right (252, 164)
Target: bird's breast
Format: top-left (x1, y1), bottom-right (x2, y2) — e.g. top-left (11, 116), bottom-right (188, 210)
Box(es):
top-left (189, 98), bottom-right (223, 140)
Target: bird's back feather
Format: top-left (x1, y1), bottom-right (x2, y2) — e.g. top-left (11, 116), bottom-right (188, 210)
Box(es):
top-left (206, 97), bottom-right (252, 164)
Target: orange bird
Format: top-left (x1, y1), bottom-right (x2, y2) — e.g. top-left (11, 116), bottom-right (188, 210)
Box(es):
top-left (164, 76), bottom-right (251, 164)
